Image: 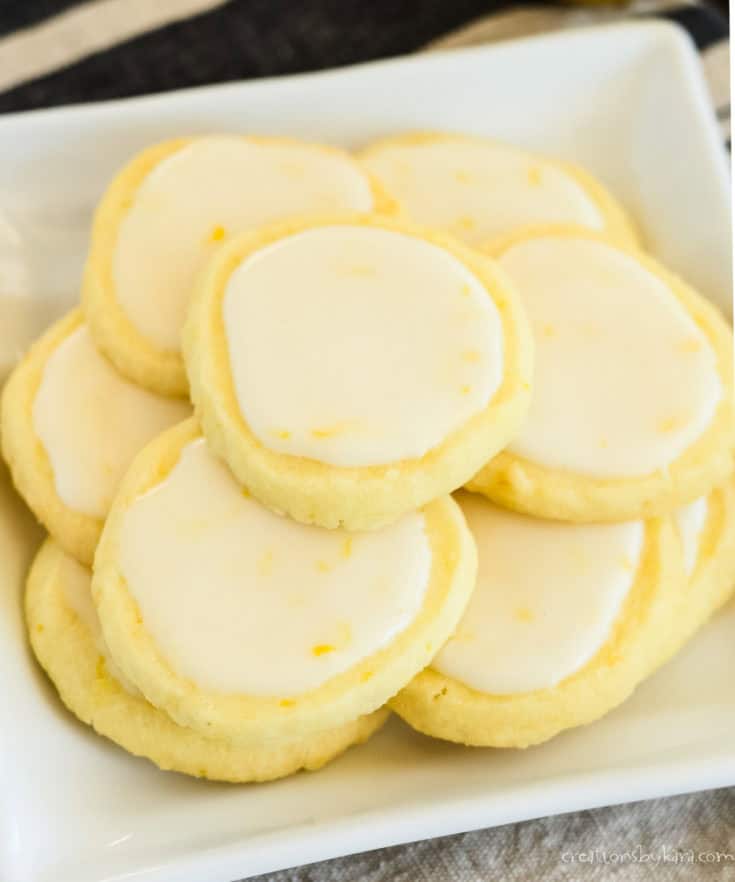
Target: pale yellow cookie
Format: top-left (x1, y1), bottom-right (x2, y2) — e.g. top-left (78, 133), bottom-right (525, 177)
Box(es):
top-left (359, 131), bottom-right (638, 248)
top-left (467, 226), bottom-right (734, 522)
top-left (390, 491), bottom-right (685, 748)
top-left (83, 135), bottom-right (397, 397)
top-left (1, 309), bottom-right (188, 566)
top-left (27, 538), bottom-right (388, 782)
top-left (183, 214), bottom-right (533, 530)
top-left (659, 477), bottom-right (735, 662)
top-left (92, 418), bottom-right (477, 745)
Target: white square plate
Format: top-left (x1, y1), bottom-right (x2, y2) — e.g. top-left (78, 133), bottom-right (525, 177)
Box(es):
top-left (0, 21), bottom-right (732, 882)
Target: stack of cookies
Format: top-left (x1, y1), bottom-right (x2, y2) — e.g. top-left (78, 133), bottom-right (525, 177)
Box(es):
top-left (3, 132), bottom-right (733, 781)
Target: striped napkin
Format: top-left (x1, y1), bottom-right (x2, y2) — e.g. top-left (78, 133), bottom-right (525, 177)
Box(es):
top-left (0, 0), bottom-right (728, 151)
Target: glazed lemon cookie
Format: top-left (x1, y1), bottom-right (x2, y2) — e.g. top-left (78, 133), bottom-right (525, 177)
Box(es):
top-left (390, 491), bottom-right (684, 748)
top-left (467, 227), bottom-right (734, 522)
top-left (1, 309), bottom-right (188, 566)
top-left (83, 135), bottom-right (396, 396)
top-left (27, 538), bottom-right (388, 782)
top-left (359, 131), bottom-right (637, 247)
top-left (660, 479), bottom-right (735, 662)
top-left (92, 418), bottom-right (477, 744)
top-left (183, 214), bottom-right (533, 530)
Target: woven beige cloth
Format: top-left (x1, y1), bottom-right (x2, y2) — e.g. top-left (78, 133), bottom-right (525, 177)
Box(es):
top-left (253, 788), bottom-right (734, 881)
top-left (250, 7), bottom-right (732, 881)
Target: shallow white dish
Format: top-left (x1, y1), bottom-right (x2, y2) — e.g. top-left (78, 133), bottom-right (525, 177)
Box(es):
top-left (0, 20), bottom-right (732, 882)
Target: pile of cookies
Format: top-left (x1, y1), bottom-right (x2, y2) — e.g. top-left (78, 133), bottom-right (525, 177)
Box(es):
top-left (3, 132), bottom-right (733, 782)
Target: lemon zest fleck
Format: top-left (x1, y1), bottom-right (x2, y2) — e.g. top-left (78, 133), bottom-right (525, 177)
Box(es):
top-left (311, 423), bottom-right (347, 439)
top-left (258, 550), bottom-right (274, 576)
top-left (337, 622), bottom-right (353, 648)
top-left (657, 415), bottom-right (685, 434)
top-left (455, 216), bottom-right (476, 232)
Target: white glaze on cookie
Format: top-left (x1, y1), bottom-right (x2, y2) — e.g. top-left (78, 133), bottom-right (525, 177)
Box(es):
top-left (498, 237), bottom-right (721, 478)
top-left (113, 137), bottom-right (376, 350)
top-left (117, 439), bottom-right (432, 696)
top-left (362, 139), bottom-right (603, 244)
top-left (33, 326), bottom-right (189, 519)
top-left (675, 496), bottom-right (708, 577)
top-left (223, 225), bottom-right (504, 466)
top-left (433, 492), bottom-right (643, 694)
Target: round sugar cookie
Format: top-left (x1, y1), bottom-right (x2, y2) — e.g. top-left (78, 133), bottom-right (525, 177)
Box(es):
top-left (82, 135), bottom-right (396, 397)
top-left (182, 214), bottom-right (533, 530)
top-left (359, 131), bottom-right (637, 248)
top-left (390, 491), bottom-right (685, 748)
top-left (1, 309), bottom-right (189, 566)
top-left (467, 227), bottom-right (735, 522)
top-left (92, 418), bottom-right (477, 744)
top-left (659, 478), bottom-right (735, 662)
top-left (27, 538), bottom-right (388, 782)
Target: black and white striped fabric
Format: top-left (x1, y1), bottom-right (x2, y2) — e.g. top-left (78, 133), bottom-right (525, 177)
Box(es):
top-left (0, 0), bottom-right (728, 147)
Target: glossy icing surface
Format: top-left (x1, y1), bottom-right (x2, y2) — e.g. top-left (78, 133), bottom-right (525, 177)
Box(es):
top-left (363, 138), bottom-right (604, 244)
top-left (113, 137), bottom-right (376, 350)
top-left (223, 225), bottom-right (504, 466)
top-left (434, 493), bottom-right (643, 694)
top-left (118, 439), bottom-right (433, 696)
top-left (499, 237), bottom-right (721, 477)
top-left (33, 325), bottom-right (188, 519)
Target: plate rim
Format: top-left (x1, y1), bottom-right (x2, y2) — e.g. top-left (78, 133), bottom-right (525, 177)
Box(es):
top-left (0, 19), bottom-right (706, 128)
top-left (1, 18), bottom-right (732, 882)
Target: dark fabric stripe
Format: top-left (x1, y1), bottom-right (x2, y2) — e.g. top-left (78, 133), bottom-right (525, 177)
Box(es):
top-left (0, 0), bottom-right (88, 39)
top-left (0, 1), bottom-right (727, 115)
top-left (658, 4), bottom-right (729, 49)
top-left (0, 0), bottom-right (520, 114)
